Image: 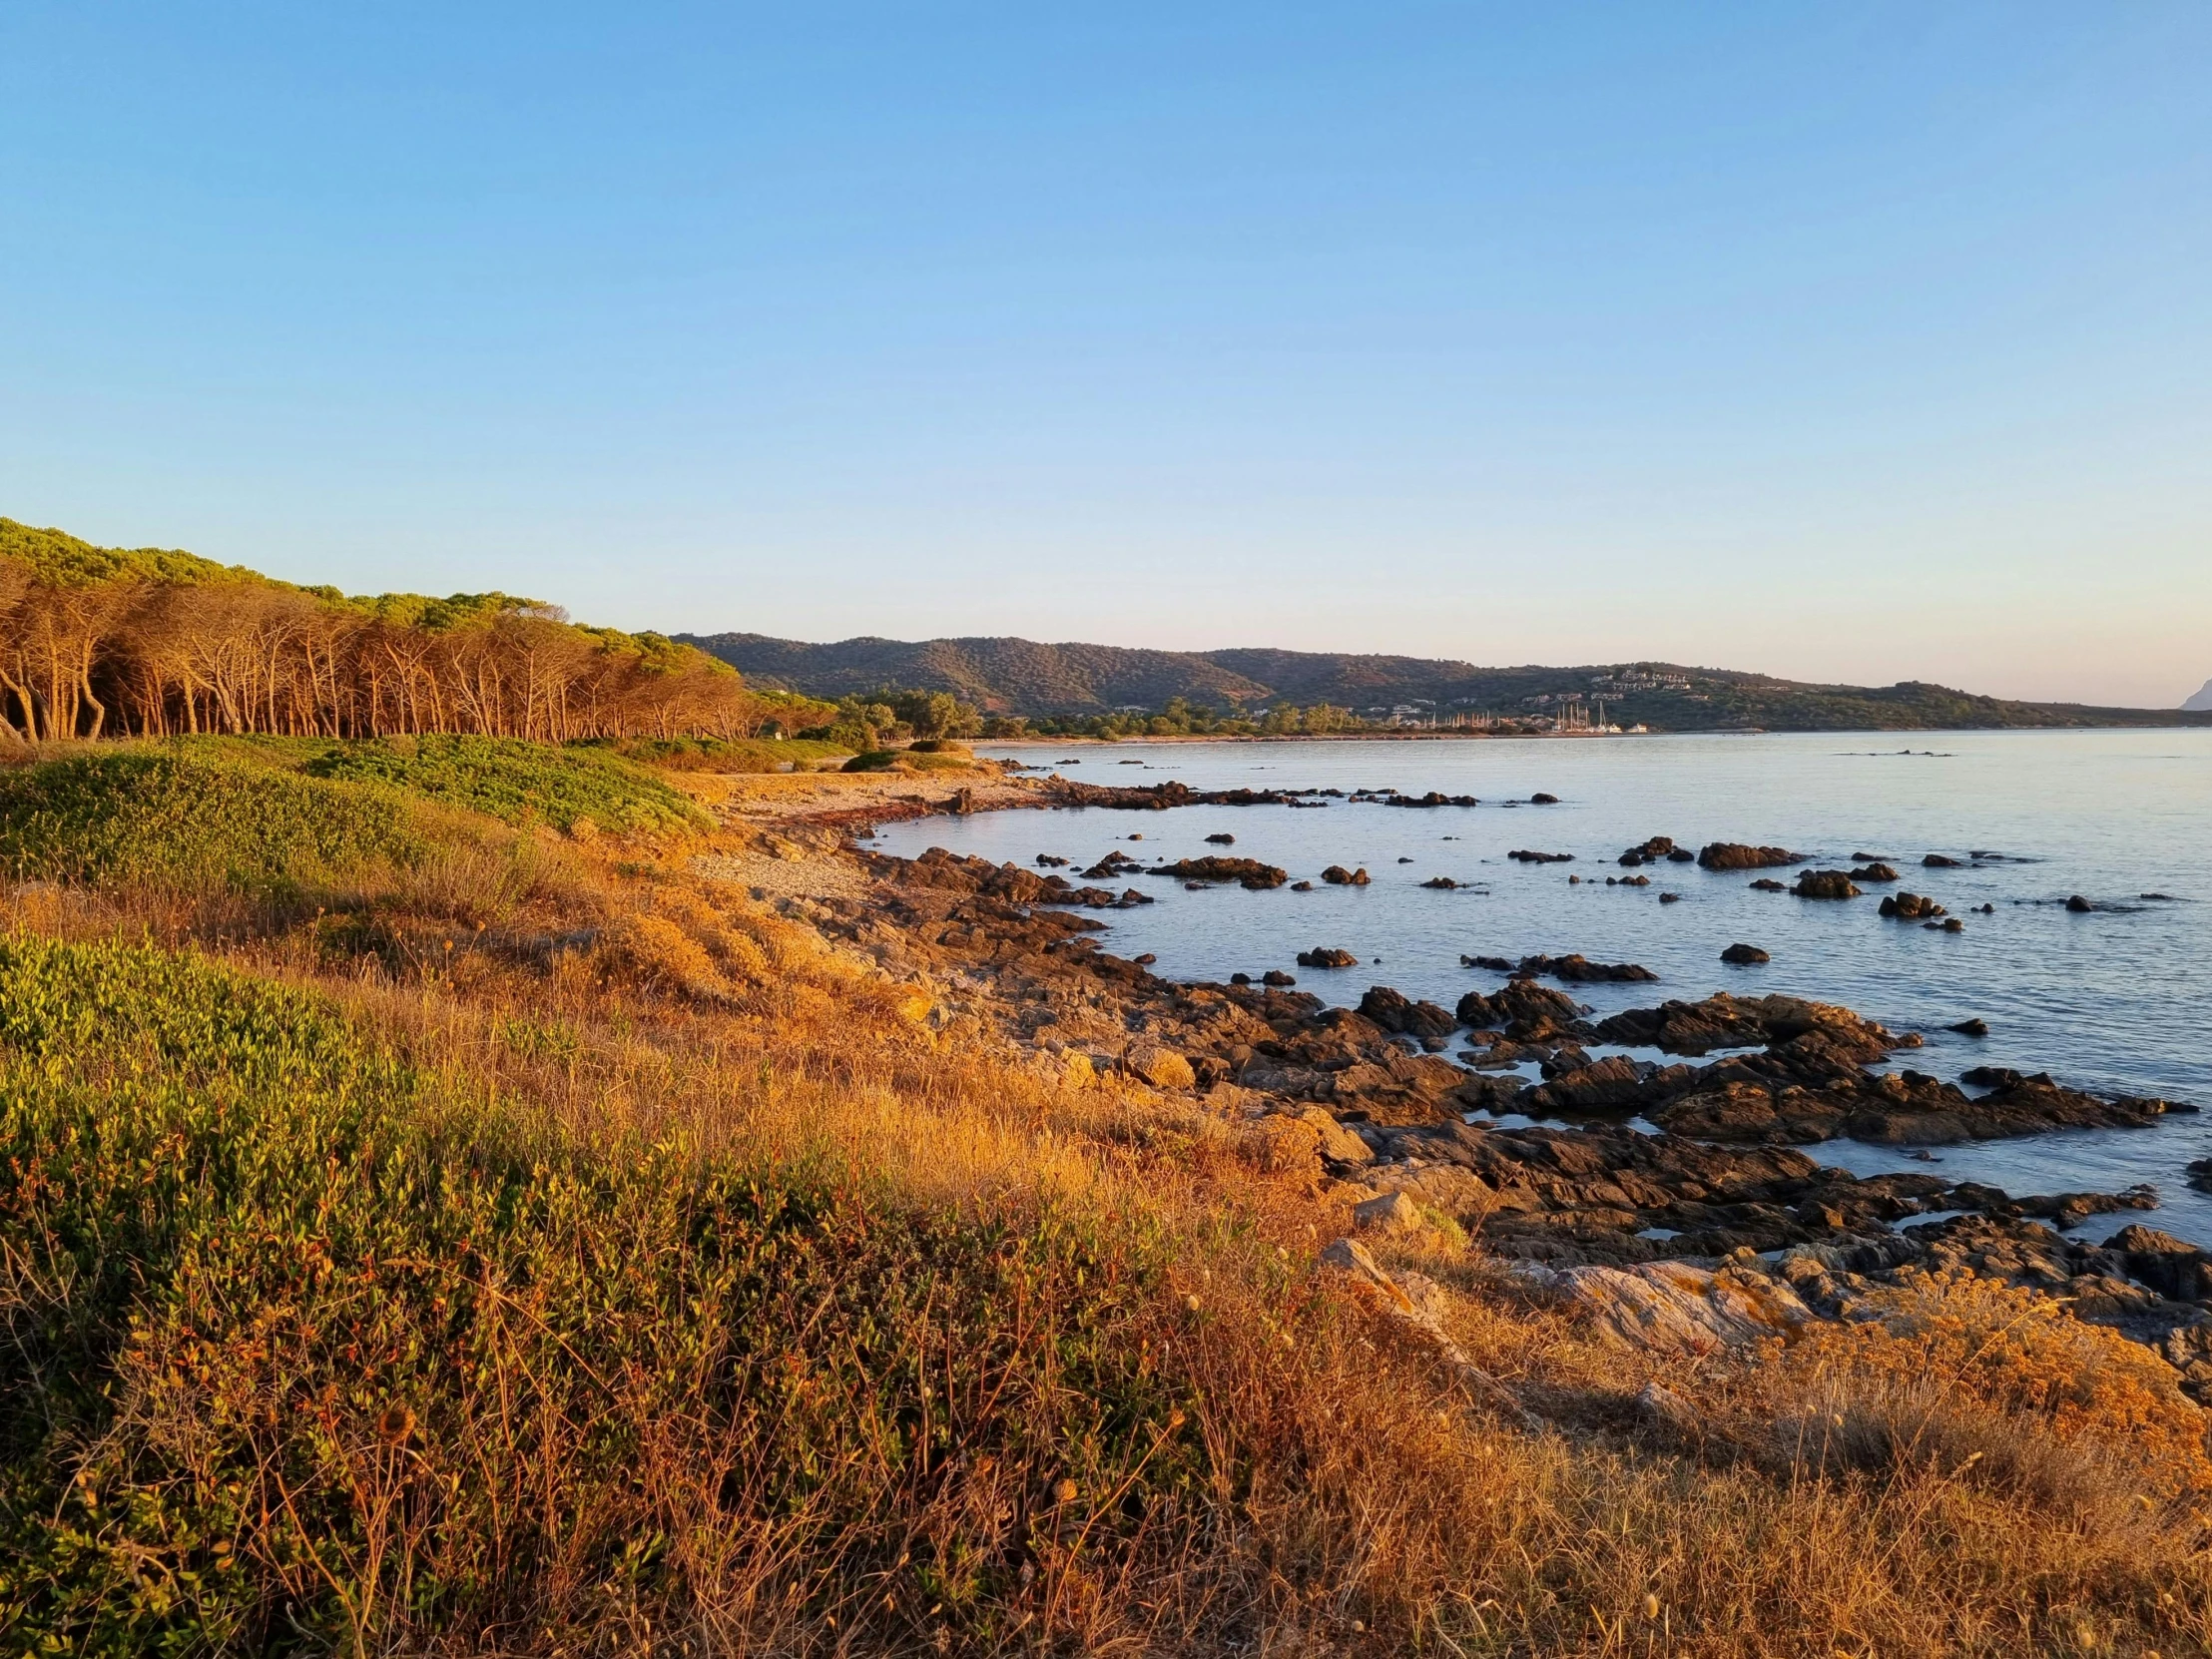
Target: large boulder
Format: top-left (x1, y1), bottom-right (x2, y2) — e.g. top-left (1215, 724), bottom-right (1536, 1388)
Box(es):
top-left (1698, 842), bottom-right (1804, 871)
top-left (1512, 1260), bottom-right (1814, 1356)
top-left (1793, 870), bottom-right (1862, 899)
top-left (1123, 1040), bottom-right (1196, 1090)
top-left (1148, 856), bottom-right (1288, 889)
top-left (1455, 979), bottom-right (1589, 1039)
top-left (1359, 985), bottom-right (1457, 1049)
top-left (1297, 946), bottom-right (1359, 969)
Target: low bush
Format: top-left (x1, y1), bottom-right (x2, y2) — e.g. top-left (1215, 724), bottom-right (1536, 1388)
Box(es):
top-left (0, 749), bottom-right (427, 898)
top-left (303, 735), bottom-right (706, 833)
top-left (0, 935), bottom-right (1203, 1654)
top-left (576, 735), bottom-right (851, 774)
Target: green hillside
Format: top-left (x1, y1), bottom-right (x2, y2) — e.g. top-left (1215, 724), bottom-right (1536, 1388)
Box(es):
top-left (683, 632), bottom-right (2212, 732)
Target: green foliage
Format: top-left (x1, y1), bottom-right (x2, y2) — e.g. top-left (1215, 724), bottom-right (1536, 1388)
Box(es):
top-left (302, 736), bottom-right (707, 833)
top-left (0, 748), bottom-right (430, 897)
top-left (838, 748), bottom-right (977, 773)
top-left (576, 735), bottom-right (851, 774)
top-left (0, 937), bottom-right (1200, 1653)
top-left (0, 518), bottom-right (257, 589)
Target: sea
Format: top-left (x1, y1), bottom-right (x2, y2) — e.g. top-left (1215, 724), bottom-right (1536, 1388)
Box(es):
top-left (864, 731), bottom-right (2212, 1248)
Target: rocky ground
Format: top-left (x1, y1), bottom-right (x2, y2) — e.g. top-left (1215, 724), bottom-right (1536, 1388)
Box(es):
top-left (696, 778), bottom-right (2212, 1401)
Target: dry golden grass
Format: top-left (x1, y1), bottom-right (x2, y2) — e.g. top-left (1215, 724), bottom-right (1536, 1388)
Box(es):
top-left (4, 766), bottom-right (2211, 1656)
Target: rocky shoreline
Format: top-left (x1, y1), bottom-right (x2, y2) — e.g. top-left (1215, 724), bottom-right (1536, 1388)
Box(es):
top-left (704, 777), bottom-right (2212, 1400)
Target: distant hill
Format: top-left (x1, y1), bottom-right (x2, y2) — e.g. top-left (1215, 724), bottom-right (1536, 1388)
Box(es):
top-left (2185, 679), bottom-right (2212, 713)
top-left (678, 632), bottom-right (2212, 733)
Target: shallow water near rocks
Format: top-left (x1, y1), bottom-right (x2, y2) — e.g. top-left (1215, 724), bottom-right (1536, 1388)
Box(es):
top-left (867, 731), bottom-right (2212, 1245)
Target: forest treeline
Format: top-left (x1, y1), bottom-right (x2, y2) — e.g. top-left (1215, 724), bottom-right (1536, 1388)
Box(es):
top-left (0, 519), bottom-right (828, 743)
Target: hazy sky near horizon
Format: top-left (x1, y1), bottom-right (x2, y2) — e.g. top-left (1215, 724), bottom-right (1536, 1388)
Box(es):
top-left (4, 4), bottom-right (2209, 707)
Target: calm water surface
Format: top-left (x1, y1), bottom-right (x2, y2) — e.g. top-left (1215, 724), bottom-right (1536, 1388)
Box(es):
top-left (867, 732), bottom-right (2212, 1245)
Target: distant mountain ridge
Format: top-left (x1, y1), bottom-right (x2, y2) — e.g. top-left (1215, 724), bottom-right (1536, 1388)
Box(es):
top-left (678, 631), bottom-right (2212, 733)
top-left (2185, 679), bottom-right (2212, 713)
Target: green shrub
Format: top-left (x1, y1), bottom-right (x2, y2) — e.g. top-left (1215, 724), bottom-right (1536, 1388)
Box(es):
top-left (573, 735), bottom-right (851, 774)
top-left (0, 749), bottom-right (428, 897)
top-left (0, 937), bottom-right (1201, 1654)
top-left (301, 735), bottom-right (707, 833)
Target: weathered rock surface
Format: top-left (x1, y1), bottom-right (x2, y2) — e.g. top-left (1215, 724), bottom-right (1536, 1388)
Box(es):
top-left (1513, 1260), bottom-right (1814, 1355)
top-left (1455, 980), bottom-right (1590, 1040)
top-left (1698, 842), bottom-right (1804, 871)
top-left (1462, 952), bottom-right (1657, 983)
top-left (1148, 856), bottom-right (1288, 889)
top-left (1297, 946), bottom-right (1359, 969)
top-left (1880, 890), bottom-right (1946, 919)
top-left (1793, 869), bottom-right (1862, 899)
top-left (1320, 864), bottom-right (1370, 885)
top-left (1720, 943), bottom-right (1770, 964)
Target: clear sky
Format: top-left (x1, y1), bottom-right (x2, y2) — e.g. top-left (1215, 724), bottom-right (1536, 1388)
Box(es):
top-left (4, 3), bottom-right (2208, 706)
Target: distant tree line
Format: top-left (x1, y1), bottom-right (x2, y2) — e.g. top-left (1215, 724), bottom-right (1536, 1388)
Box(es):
top-left (975, 696), bottom-right (1370, 740)
top-left (0, 519), bottom-right (824, 744)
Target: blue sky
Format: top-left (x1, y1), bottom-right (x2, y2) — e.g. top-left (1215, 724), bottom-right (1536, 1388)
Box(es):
top-left (4, 3), bottom-right (2208, 705)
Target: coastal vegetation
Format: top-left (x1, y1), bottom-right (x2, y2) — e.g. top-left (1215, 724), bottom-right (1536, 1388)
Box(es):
top-left (0, 519), bottom-right (832, 744)
top-left (0, 726), bottom-right (2207, 1655)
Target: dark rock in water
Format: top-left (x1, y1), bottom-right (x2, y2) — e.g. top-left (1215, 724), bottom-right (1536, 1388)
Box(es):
top-left (1879, 891), bottom-right (1945, 920)
top-left (2188, 1159), bottom-right (2212, 1195)
top-left (1035, 853), bottom-right (1069, 867)
top-left (1948, 1018), bottom-right (1989, 1037)
top-left (1750, 878), bottom-right (1787, 892)
top-left (1721, 943), bottom-right (1770, 965)
top-left (2142, 892), bottom-right (2178, 901)
top-left (1666, 848), bottom-right (1696, 863)
top-left (1396, 856), bottom-right (1414, 864)
top-left (1358, 985), bottom-right (1457, 1050)
top-left (1456, 979), bottom-right (1590, 1039)
top-left (1081, 850), bottom-right (1142, 879)
top-left (1420, 876), bottom-right (1458, 889)
top-left (1262, 968), bottom-right (1297, 987)
top-left (1386, 791), bottom-right (1481, 808)
top-left (1849, 862), bottom-right (1901, 883)
top-left (1793, 870), bottom-right (1862, 899)
top-left (1204, 832), bottom-right (1236, 845)
top-left (1132, 952), bottom-right (1156, 965)
top-left (1290, 879), bottom-right (1314, 891)
top-left (1508, 848), bottom-right (1575, 863)
top-left (1530, 792), bottom-right (1559, 805)
top-left (1149, 856), bottom-right (1288, 889)
top-left (1321, 865), bottom-right (1370, 885)
top-left (1117, 889), bottom-right (1156, 907)
top-left (1698, 842), bottom-right (1805, 871)
top-left (1230, 971), bottom-right (1252, 984)
top-left (2066, 894), bottom-right (2095, 913)
top-left (1296, 946), bottom-right (1359, 969)
top-left (1659, 891), bottom-right (1683, 903)
top-left (1609, 874), bottom-right (1652, 887)
top-left (1923, 853), bottom-right (1963, 867)
top-left (1618, 835), bottom-right (1676, 866)
top-left (1940, 917), bottom-right (1964, 932)
top-left (1465, 953), bottom-right (1656, 983)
